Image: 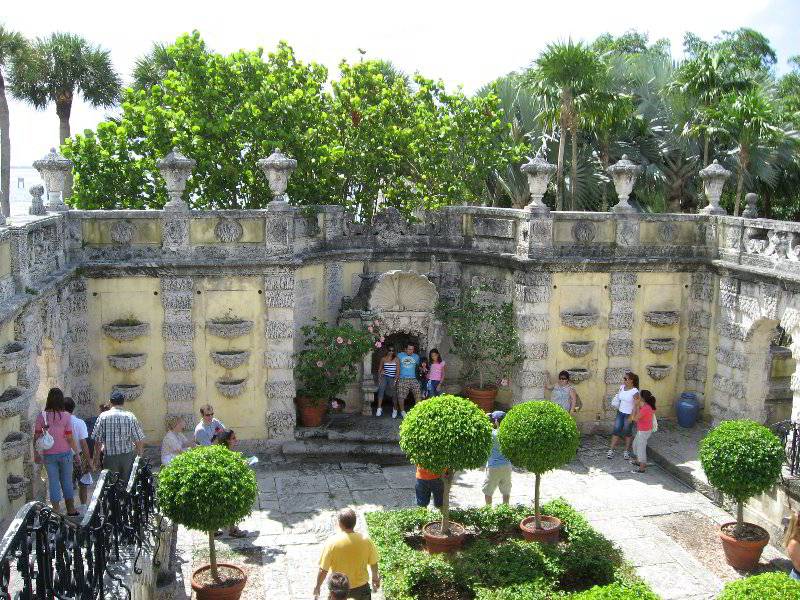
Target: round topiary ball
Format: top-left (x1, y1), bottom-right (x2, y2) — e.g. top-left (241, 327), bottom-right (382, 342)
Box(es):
top-left (498, 401), bottom-right (580, 475)
top-left (718, 572), bottom-right (800, 599)
top-left (399, 394), bottom-right (493, 473)
top-left (698, 420), bottom-right (784, 503)
top-left (157, 445), bottom-right (258, 532)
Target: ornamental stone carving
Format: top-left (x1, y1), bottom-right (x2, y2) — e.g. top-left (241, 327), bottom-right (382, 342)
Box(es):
top-left (561, 341), bottom-right (594, 357)
top-left (371, 208), bottom-right (408, 246)
top-left (107, 353), bottom-right (147, 371)
top-left (520, 156), bottom-right (556, 214)
top-left (33, 148), bottom-right (71, 212)
top-left (646, 365), bottom-right (672, 380)
top-left (572, 221), bottom-right (596, 243)
top-left (206, 319), bottom-right (254, 339)
top-left (2, 432), bottom-right (30, 462)
top-left (112, 384), bottom-right (143, 402)
top-left (607, 155), bottom-right (641, 213)
top-left (566, 368), bottom-right (591, 383)
top-left (214, 218), bottom-right (244, 243)
top-left (102, 321), bottom-right (150, 342)
top-left (265, 411), bottom-right (296, 437)
top-left (216, 378), bottom-right (247, 398)
top-left (162, 218), bottom-right (189, 251)
top-left (0, 342), bottom-right (29, 374)
top-left (157, 148), bottom-right (195, 212)
top-left (658, 222), bottom-right (677, 244)
top-left (110, 221), bottom-right (136, 245)
top-left (644, 311), bottom-right (679, 327)
top-left (698, 160), bottom-right (731, 215)
top-left (644, 338), bottom-right (675, 354)
top-left (6, 475), bottom-right (27, 500)
top-left (257, 149), bottom-right (297, 206)
top-left (29, 185), bottom-right (46, 216)
top-left (0, 387), bottom-right (31, 419)
top-left (369, 271), bottom-right (438, 312)
top-left (560, 311), bottom-right (599, 329)
top-left (210, 350), bottom-right (250, 369)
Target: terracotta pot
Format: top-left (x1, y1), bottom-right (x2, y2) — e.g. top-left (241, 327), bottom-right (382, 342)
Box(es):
top-left (296, 396), bottom-right (327, 427)
top-left (520, 515), bottom-right (562, 544)
top-left (422, 521), bottom-right (466, 553)
top-left (191, 563), bottom-right (247, 600)
top-left (465, 386), bottom-right (498, 412)
top-left (718, 522), bottom-right (769, 571)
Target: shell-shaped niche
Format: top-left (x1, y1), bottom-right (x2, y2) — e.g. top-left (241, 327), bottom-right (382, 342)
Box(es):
top-left (112, 384), bottom-right (144, 402)
top-left (646, 364), bottom-right (673, 380)
top-left (561, 341), bottom-right (594, 358)
top-left (6, 474), bottom-right (27, 500)
top-left (210, 350), bottom-right (250, 370)
top-left (216, 378), bottom-right (248, 398)
top-left (0, 387), bottom-right (31, 419)
top-left (2, 432), bottom-right (30, 461)
top-left (108, 353), bottom-right (147, 372)
top-left (0, 342), bottom-right (29, 374)
top-left (644, 338), bottom-right (676, 354)
top-left (644, 311), bottom-right (679, 327)
top-left (103, 320), bottom-right (150, 342)
top-left (566, 368), bottom-right (592, 383)
top-left (368, 270), bottom-right (439, 312)
top-left (206, 319), bottom-right (254, 339)
top-left (560, 311), bottom-right (599, 329)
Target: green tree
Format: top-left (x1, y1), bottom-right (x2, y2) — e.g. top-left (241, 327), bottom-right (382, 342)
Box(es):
top-left (0, 25), bottom-right (28, 217)
top-left (132, 42), bottom-right (176, 91)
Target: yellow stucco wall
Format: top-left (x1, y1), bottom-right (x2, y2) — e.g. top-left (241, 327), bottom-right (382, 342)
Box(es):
top-left (0, 241), bottom-right (10, 278)
top-left (190, 219), bottom-right (265, 244)
top-left (82, 219), bottom-right (161, 245)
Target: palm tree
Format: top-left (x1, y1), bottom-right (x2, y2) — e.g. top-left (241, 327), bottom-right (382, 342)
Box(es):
top-left (11, 33), bottom-right (121, 196)
top-left (0, 25), bottom-right (28, 218)
top-left (528, 40), bottom-right (605, 210)
top-left (132, 42), bottom-right (176, 91)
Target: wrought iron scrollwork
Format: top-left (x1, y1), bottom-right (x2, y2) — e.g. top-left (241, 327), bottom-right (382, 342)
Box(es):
top-left (0, 457), bottom-right (160, 599)
top-left (770, 419), bottom-right (800, 479)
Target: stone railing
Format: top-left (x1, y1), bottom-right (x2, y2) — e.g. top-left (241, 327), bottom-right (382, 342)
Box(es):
top-left (716, 216), bottom-right (800, 280)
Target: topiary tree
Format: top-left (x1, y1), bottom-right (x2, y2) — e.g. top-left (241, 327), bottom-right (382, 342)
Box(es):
top-left (498, 401), bottom-right (580, 529)
top-left (718, 572), bottom-right (800, 599)
top-left (157, 445), bottom-right (258, 579)
top-left (399, 394), bottom-right (493, 534)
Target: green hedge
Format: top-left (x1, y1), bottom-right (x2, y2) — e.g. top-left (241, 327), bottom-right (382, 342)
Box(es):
top-left (718, 572), bottom-right (800, 599)
top-left (365, 499), bottom-right (654, 600)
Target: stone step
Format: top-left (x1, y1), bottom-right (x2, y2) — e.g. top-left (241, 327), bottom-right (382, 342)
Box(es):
top-left (294, 427), bottom-right (400, 443)
top-left (281, 439), bottom-right (408, 465)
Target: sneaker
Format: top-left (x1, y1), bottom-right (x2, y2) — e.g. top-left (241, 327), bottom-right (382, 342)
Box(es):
top-left (623, 450), bottom-right (631, 460)
top-left (606, 450), bottom-right (614, 459)
top-left (401, 411), bottom-right (407, 418)
top-left (376, 408), bottom-right (383, 417)
top-left (630, 469), bottom-right (645, 474)
top-left (392, 410), bottom-right (398, 419)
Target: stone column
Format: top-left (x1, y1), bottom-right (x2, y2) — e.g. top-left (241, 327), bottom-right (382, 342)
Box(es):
top-left (783, 308), bottom-right (800, 423)
top-left (684, 272), bottom-right (713, 409)
top-left (605, 273), bottom-right (637, 425)
top-left (161, 277), bottom-right (196, 427)
top-left (264, 270), bottom-right (297, 439)
top-left (514, 271), bottom-right (552, 401)
top-left (28, 185), bottom-right (46, 216)
top-left (158, 149), bottom-right (194, 254)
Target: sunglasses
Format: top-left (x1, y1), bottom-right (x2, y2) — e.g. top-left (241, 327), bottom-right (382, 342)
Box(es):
top-left (203, 412), bottom-right (214, 417)
top-left (559, 377), bottom-right (568, 381)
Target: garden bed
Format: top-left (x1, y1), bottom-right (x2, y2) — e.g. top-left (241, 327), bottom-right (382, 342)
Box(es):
top-left (367, 499), bottom-right (657, 599)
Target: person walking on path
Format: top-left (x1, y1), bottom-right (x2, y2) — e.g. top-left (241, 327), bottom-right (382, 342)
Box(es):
top-left (91, 390), bottom-right (145, 484)
top-left (63, 396), bottom-right (92, 507)
top-left (85, 403), bottom-right (110, 468)
top-left (375, 347), bottom-right (399, 417)
top-left (194, 404), bottom-right (225, 446)
top-left (545, 370), bottom-right (578, 414)
top-left (483, 411), bottom-right (512, 505)
top-left (426, 349), bottom-right (446, 397)
top-left (313, 509), bottom-right (381, 600)
top-left (629, 390), bottom-right (656, 474)
top-left (395, 344), bottom-right (421, 418)
top-left (415, 465), bottom-right (444, 509)
top-left (784, 512), bottom-right (800, 580)
top-left (34, 388), bottom-right (79, 516)
top-left (161, 415), bottom-right (193, 465)
top-left (607, 371), bottom-right (640, 460)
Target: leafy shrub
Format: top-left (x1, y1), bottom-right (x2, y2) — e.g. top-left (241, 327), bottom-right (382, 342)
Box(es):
top-left (456, 538), bottom-right (561, 588)
top-left (499, 402), bottom-right (581, 527)
top-left (569, 580), bottom-right (660, 599)
top-left (474, 580), bottom-right (556, 600)
top-left (699, 420), bottom-right (784, 531)
top-left (718, 572), bottom-right (800, 599)
top-left (157, 445), bottom-right (257, 577)
top-left (399, 394), bottom-right (493, 532)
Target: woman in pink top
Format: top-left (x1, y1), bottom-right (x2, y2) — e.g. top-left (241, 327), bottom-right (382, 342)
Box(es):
top-left (629, 390), bottom-right (656, 474)
top-left (34, 388), bottom-right (79, 515)
top-left (427, 349), bottom-right (446, 397)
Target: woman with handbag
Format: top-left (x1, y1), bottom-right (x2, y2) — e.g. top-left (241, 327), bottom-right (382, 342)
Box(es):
top-left (607, 372), bottom-right (640, 460)
top-left (34, 388), bottom-right (80, 516)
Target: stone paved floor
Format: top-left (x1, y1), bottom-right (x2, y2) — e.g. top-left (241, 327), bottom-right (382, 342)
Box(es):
top-left (174, 435), bottom-right (789, 600)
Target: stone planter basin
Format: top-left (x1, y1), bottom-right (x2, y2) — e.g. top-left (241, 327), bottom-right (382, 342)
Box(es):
top-left (561, 341), bottom-right (594, 358)
top-left (7, 475), bottom-right (27, 500)
top-left (0, 342), bottom-right (29, 374)
top-left (560, 312), bottom-right (599, 329)
top-left (644, 311), bottom-right (679, 327)
top-left (112, 384), bottom-right (144, 402)
top-left (206, 320), bottom-right (254, 339)
top-left (216, 378), bottom-right (248, 398)
top-left (566, 368), bottom-right (591, 383)
top-left (0, 387), bottom-right (31, 419)
top-left (2, 432), bottom-right (30, 462)
top-left (646, 364), bottom-right (673, 380)
top-left (108, 353), bottom-right (147, 371)
top-left (644, 338), bottom-right (676, 354)
top-left (210, 350), bottom-right (251, 370)
top-left (102, 321), bottom-right (150, 342)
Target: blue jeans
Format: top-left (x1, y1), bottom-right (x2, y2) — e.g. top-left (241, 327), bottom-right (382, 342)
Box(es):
top-left (43, 451), bottom-right (74, 503)
top-left (427, 380), bottom-right (441, 396)
top-left (791, 568), bottom-right (800, 581)
top-left (612, 410), bottom-right (634, 437)
top-left (415, 478), bottom-right (444, 508)
top-left (377, 375), bottom-right (396, 401)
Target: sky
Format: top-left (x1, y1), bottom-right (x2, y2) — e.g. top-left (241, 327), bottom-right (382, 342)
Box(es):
top-left (4, 0), bottom-right (800, 167)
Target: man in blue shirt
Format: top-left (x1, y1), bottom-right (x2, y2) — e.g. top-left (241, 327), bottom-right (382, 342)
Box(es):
top-left (395, 344), bottom-right (421, 419)
top-left (483, 411), bottom-right (512, 505)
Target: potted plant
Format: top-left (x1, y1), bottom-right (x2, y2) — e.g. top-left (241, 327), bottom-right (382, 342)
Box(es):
top-left (399, 394), bottom-right (493, 553)
top-left (498, 401), bottom-right (580, 543)
top-left (294, 318), bottom-right (379, 426)
top-left (157, 445), bottom-right (258, 600)
top-left (437, 290), bottom-right (524, 411)
top-left (699, 420), bottom-right (785, 570)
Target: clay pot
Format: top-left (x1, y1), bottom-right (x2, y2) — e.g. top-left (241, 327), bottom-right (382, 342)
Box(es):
top-left (465, 386), bottom-right (498, 412)
top-left (191, 563), bottom-right (247, 600)
top-left (422, 521), bottom-right (466, 553)
top-left (296, 396), bottom-right (327, 427)
top-left (718, 522), bottom-right (769, 571)
top-left (520, 515), bottom-right (562, 544)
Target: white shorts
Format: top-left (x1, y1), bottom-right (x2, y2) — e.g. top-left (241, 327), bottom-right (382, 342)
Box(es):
top-left (482, 465), bottom-right (512, 496)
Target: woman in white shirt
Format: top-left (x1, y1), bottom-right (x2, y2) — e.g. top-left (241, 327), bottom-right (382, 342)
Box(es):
top-left (161, 416), bottom-right (193, 465)
top-left (607, 371), bottom-right (640, 460)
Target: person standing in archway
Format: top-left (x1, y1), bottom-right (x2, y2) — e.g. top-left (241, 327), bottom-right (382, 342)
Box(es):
top-left (375, 347), bottom-right (399, 417)
top-left (395, 344), bottom-right (421, 418)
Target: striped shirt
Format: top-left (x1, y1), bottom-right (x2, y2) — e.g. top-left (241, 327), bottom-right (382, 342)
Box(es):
top-left (91, 407), bottom-right (145, 456)
top-left (382, 361), bottom-right (398, 377)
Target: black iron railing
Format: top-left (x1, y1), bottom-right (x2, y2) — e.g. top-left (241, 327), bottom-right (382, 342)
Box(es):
top-left (770, 419), bottom-right (800, 477)
top-left (0, 457), bottom-right (163, 599)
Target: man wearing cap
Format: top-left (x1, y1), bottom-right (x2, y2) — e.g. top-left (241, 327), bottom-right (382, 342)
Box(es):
top-left (91, 390), bottom-right (145, 484)
top-left (483, 411), bottom-right (512, 505)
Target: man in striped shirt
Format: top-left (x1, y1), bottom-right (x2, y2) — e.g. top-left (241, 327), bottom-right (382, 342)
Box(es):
top-left (91, 391), bottom-right (145, 484)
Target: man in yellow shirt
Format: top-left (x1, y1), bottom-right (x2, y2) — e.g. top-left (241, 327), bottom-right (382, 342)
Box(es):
top-left (313, 509), bottom-right (381, 600)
